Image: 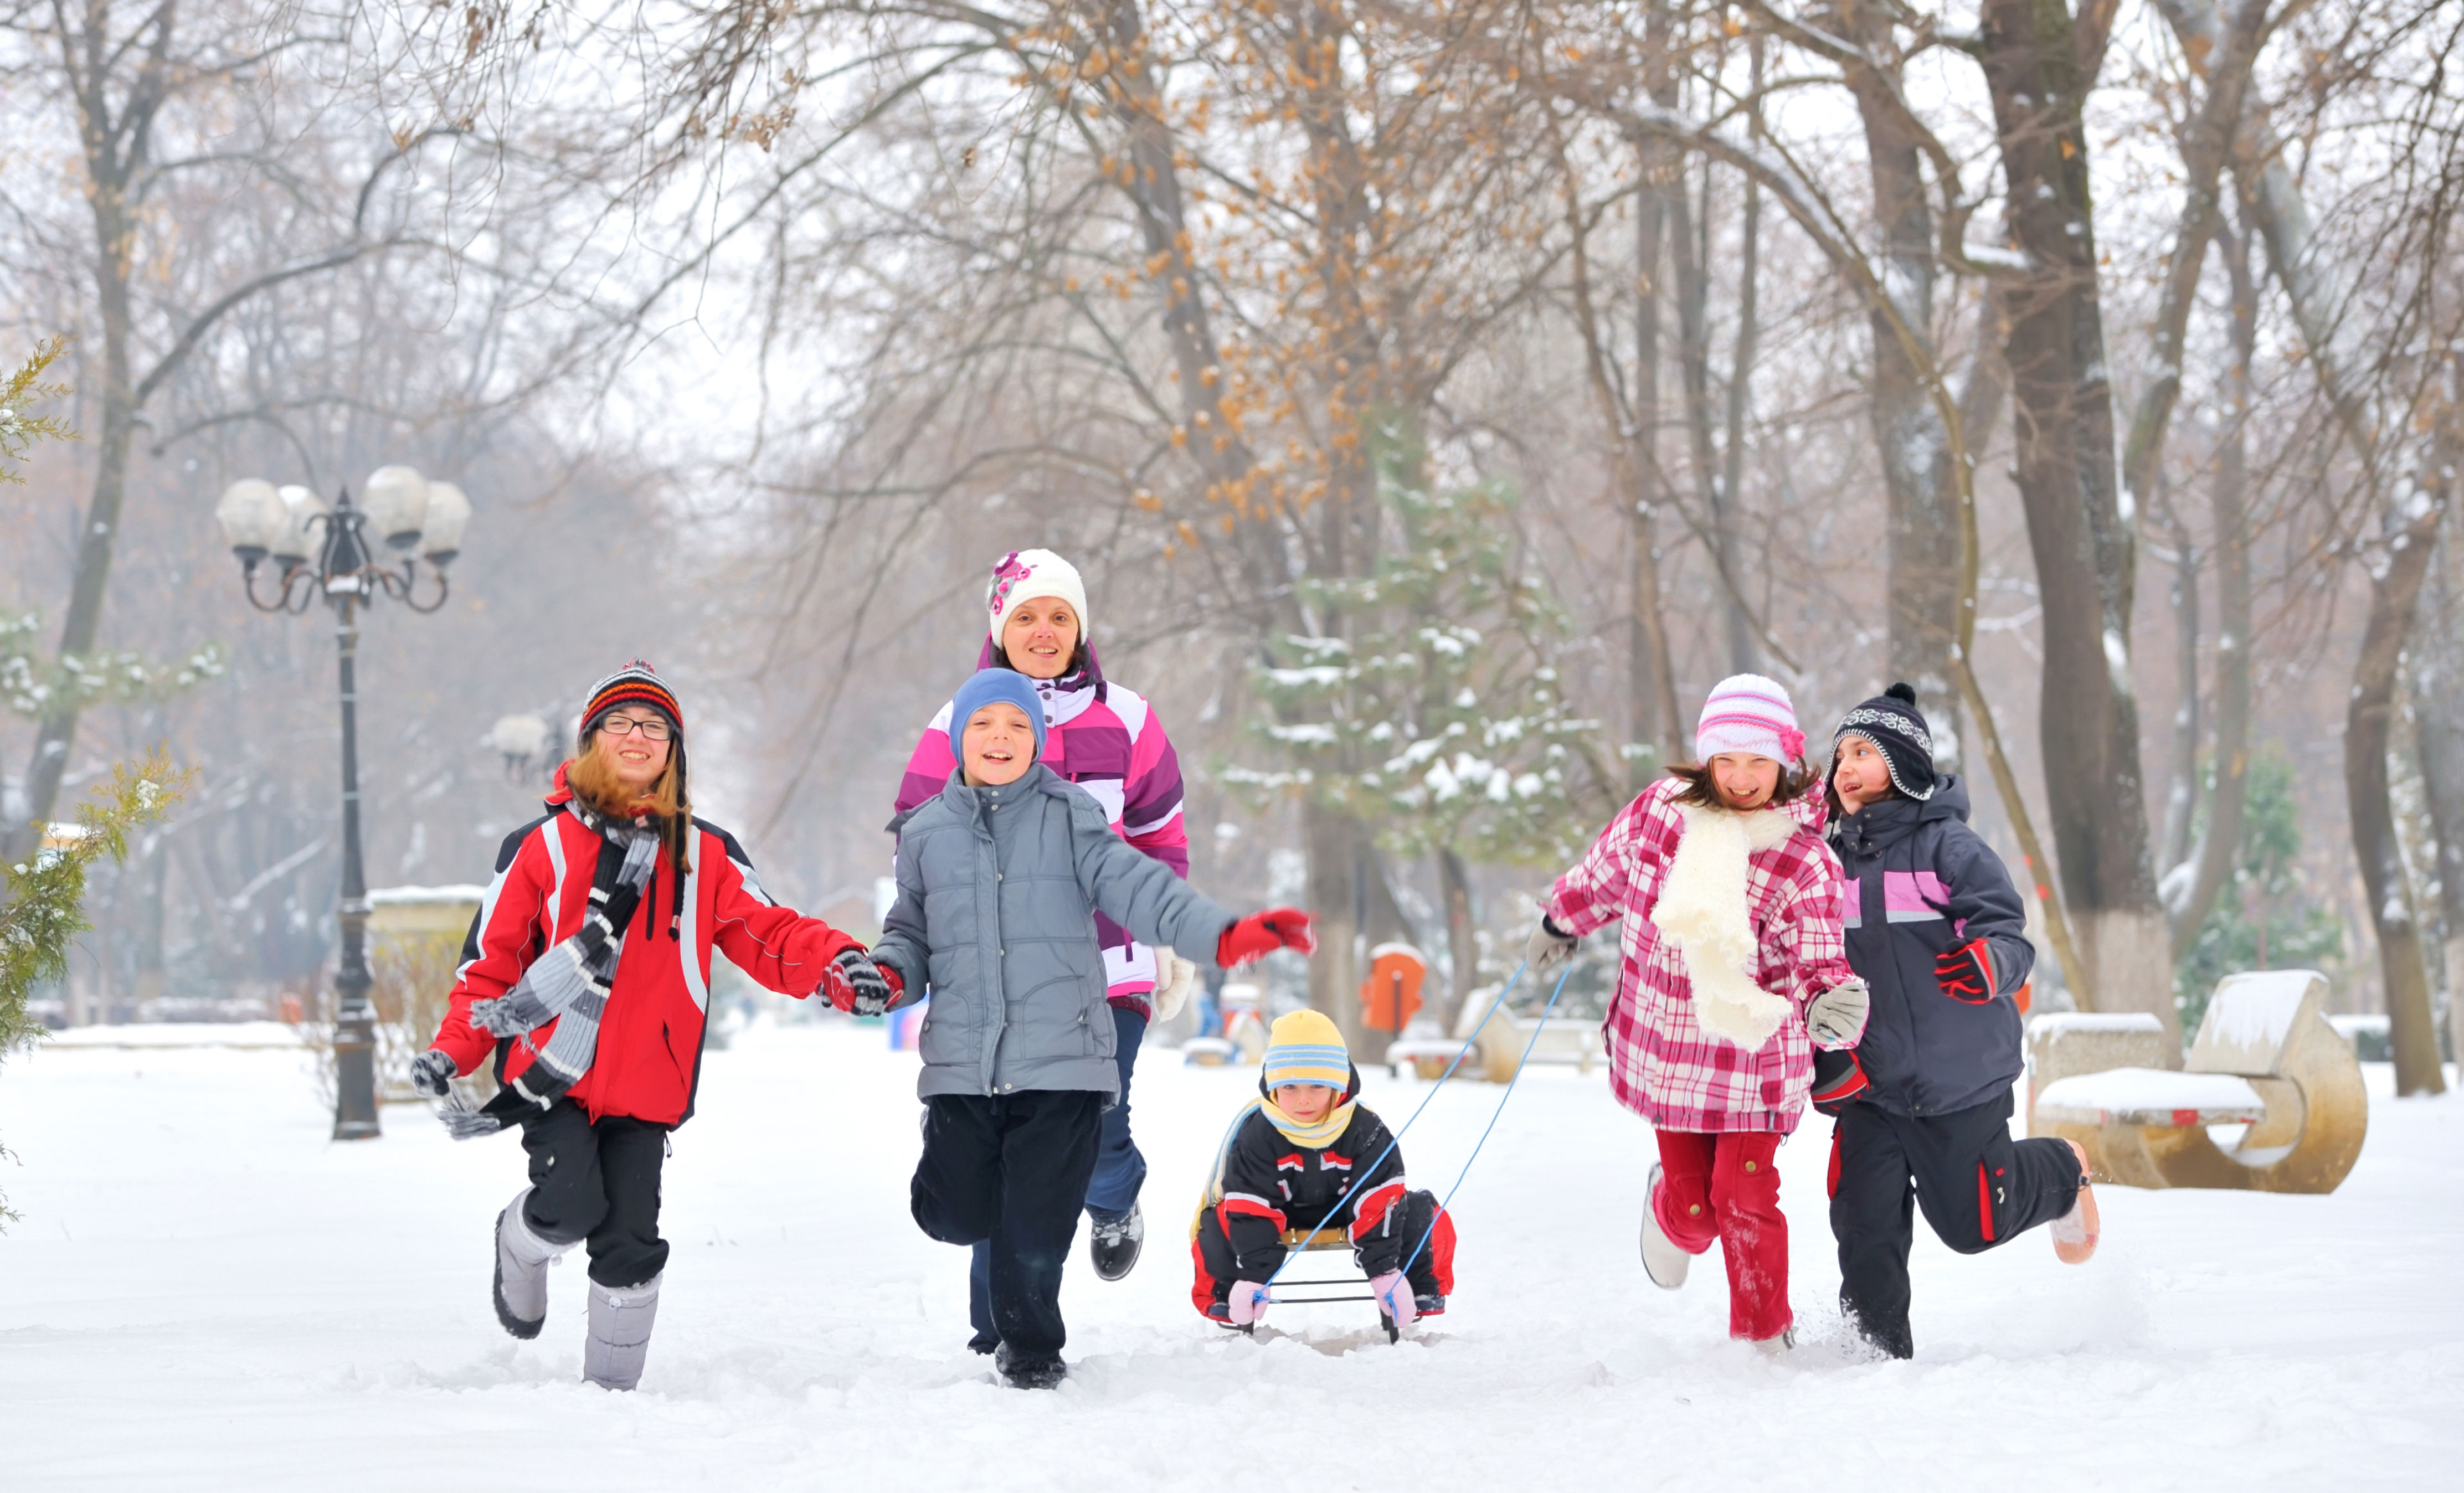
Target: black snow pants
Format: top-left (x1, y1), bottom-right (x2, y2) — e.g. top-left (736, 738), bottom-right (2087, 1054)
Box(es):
top-left (913, 1089), bottom-right (1104, 1359)
top-left (518, 1100), bottom-right (670, 1288)
top-left (1829, 1088), bottom-right (2083, 1359)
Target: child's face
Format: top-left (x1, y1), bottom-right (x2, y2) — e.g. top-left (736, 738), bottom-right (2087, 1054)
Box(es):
top-left (1273, 1083), bottom-right (1336, 1123)
top-left (961, 702), bottom-right (1037, 786)
top-left (1707, 753), bottom-right (1781, 811)
top-left (1833, 734), bottom-right (1895, 813)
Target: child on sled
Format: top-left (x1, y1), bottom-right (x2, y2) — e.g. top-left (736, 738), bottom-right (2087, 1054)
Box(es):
top-left (1191, 1010), bottom-right (1455, 1333)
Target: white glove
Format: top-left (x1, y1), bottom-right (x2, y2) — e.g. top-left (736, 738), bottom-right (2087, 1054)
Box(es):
top-left (1805, 977), bottom-right (1871, 1049)
top-left (1150, 946), bottom-right (1199, 1023)
top-left (1524, 915), bottom-right (1578, 977)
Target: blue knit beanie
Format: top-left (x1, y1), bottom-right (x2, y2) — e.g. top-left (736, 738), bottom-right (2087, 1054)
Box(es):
top-left (948, 668), bottom-right (1047, 761)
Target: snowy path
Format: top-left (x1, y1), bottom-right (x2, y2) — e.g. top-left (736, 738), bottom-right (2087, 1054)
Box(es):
top-left (3, 1022), bottom-right (2458, 1491)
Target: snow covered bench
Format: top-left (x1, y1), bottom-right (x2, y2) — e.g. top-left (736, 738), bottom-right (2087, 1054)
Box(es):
top-left (1387, 1012), bottom-right (1600, 1082)
top-left (2027, 970), bottom-right (2367, 1193)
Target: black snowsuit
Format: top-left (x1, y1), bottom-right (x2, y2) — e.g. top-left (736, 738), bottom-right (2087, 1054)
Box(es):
top-left (1826, 776), bottom-right (2083, 1358)
top-left (1189, 1103), bottom-right (1454, 1319)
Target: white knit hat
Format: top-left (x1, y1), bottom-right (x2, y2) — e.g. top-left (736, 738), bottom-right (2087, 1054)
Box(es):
top-left (1694, 673), bottom-right (1807, 763)
top-left (986, 549), bottom-right (1090, 642)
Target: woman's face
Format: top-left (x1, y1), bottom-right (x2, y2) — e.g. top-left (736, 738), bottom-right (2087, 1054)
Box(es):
top-left (1001, 599), bottom-right (1081, 681)
top-left (591, 708), bottom-right (673, 798)
top-left (1709, 753), bottom-right (1781, 812)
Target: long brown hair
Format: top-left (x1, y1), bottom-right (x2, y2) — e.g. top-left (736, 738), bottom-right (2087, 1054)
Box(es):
top-left (1665, 758), bottom-right (1819, 812)
top-left (564, 730), bottom-right (693, 878)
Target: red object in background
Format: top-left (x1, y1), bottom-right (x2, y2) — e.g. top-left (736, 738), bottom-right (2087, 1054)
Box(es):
top-left (1361, 943), bottom-right (1427, 1033)
top-left (2013, 982), bottom-right (2032, 1017)
top-left (280, 994), bottom-right (304, 1024)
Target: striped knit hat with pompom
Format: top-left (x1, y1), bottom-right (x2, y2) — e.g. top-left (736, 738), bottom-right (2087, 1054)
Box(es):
top-left (1694, 673), bottom-right (1807, 763)
top-left (578, 660), bottom-right (685, 746)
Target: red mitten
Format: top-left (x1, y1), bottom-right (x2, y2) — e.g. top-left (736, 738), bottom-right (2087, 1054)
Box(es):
top-left (1935, 938), bottom-right (1996, 1003)
top-left (1217, 908), bottom-right (1317, 967)
top-left (820, 948), bottom-right (898, 1016)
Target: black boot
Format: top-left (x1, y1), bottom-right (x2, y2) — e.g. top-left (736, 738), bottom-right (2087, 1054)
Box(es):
top-left (994, 1342), bottom-right (1067, 1389)
top-left (1087, 1202), bottom-right (1145, 1281)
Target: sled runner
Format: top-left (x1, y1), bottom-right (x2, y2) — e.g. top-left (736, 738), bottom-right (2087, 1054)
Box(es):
top-left (1245, 1226), bottom-right (1405, 1344)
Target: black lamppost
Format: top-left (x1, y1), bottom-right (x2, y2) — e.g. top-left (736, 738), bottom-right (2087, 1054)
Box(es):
top-left (215, 467), bottom-right (471, 1140)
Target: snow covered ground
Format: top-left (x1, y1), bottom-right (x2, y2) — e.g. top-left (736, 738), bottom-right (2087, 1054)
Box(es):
top-left (3, 1020), bottom-right (2458, 1491)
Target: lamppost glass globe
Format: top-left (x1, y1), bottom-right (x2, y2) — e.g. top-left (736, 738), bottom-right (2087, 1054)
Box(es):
top-left (272, 485), bottom-right (326, 565)
top-left (362, 465), bottom-right (430, 552)
top-left (214, 479), bottom-right (285, 564)
top-left (418, 481), bottom-right (471, 565)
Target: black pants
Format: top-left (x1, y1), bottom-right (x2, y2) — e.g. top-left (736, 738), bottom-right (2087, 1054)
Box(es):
top-left (1190, 1188), bottom-right (1455, 1314)
top-left (968, 1008), bottom-right (1145, 1346)
top-left (518, 1101), bottom-right (669, 1288)
top-left (1829, 1089), bottom-right (2083, 1358)
top-left (913, 1089), bottom-right (1104, 1358)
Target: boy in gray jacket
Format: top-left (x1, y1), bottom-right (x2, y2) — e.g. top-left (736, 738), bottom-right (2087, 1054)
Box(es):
top-left (870, 668), bottom-right (1314, 1388)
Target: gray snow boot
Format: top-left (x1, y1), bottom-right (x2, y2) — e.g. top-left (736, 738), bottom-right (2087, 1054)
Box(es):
top-left (583, 1272), bottom-right (662, 1391)
top-left (493, 1188), bottom-right (572, 1340)
top-left (1088, 1202), bottom-right (1145, 1281)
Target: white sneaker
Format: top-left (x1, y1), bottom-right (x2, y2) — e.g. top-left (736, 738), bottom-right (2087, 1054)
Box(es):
top-left (1640, 1163), bottom-right (1690, 1290)
top-left (1752, 1325), bottom-right (1797, 1356)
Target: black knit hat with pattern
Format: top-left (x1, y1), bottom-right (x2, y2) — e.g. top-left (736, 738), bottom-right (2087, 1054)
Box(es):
top-left (1832, 682), bottom-right (1937, 801)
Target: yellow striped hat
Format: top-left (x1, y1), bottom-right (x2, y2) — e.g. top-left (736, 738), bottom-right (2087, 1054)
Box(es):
top-left (1261, 1009), bottom-right (1352, 1091)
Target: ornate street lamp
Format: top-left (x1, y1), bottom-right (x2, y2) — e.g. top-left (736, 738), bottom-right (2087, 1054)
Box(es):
top-left (215, 467), bottom-right (471, 1140)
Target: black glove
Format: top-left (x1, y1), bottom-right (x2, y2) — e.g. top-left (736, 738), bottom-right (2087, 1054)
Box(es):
top-left (409, 1048), bottom-right (457, 1099)
top-left (1810, 1048), bottom-right (1869, 1116)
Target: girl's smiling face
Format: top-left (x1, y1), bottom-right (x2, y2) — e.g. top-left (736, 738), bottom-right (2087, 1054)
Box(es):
top-left (1707, 752), bottom-right (1781, 812)
top-left (1833, 734), bottom-right (1896, 813)
top-left (961, 701), bottom-right (1038, 786)
top-left (590, 708), bottom-right (673, 799)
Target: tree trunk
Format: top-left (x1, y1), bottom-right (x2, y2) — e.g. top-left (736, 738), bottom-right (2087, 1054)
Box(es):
top-left (1630, 2), bottom-right (1687, 770)
top-left (1304, 797), bottom-right (1369, 1052)
top-left (2164, 213), bottom-right (2259, 950)
top-left (1670, 159), bottom-right (1756, 675)
top-left (1978, 0), bottom-right (2169, 1032)
top-left (2346, 497), bottom-right (2450, 1097)
top-left (2412, 522), bottom-right (2464, 1070)
top-left (1438, 847), bottom-right (1479, 1032)
top-left (1837, 4), bottom-right (1962, 744)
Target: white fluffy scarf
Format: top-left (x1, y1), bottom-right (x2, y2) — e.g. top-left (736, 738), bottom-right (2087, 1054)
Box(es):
top-left (1650, 801), bottom-right (1801, 1051)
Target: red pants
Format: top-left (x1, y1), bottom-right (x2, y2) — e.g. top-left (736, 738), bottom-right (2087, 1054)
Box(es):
top-left (1654, 1129), bottom-right (1790, 1342)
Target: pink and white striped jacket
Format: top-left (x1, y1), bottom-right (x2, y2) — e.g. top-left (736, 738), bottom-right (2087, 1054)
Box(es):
top-left (1545, 777), bottom-right (1853, 1134)
top-left (894, 671), bottom-right (1189, 1017)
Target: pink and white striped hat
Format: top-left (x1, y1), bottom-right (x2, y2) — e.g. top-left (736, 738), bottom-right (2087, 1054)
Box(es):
top-left (1694, 673), bottom-right (1807, 763)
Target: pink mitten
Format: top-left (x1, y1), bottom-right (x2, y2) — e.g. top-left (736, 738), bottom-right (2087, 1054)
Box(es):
top-left (1226, 1280), bottom-right (1270, 1326)
top-left (1370, 1271), bottom-right (1415, 1331)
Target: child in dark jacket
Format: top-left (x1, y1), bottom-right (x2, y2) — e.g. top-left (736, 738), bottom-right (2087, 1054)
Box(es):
top-left (1191, 1011), bottom-right (1456, 1334)
top-left (1820, 684), bottom-right (2100, 1360)
top-left (870, 668), bottom-right (1316, 1388)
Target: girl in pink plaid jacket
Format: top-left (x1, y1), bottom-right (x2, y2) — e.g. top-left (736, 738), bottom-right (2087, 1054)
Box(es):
top-left (1528, 676), bottom-right (1870, 1348)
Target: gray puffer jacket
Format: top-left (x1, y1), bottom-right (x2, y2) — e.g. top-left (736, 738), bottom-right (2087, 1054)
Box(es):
top-left (873, 764), bottom-right (1234, 1101)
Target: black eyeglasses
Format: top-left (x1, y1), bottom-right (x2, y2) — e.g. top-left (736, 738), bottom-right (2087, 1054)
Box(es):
top-left (596, 715), bottom-right (672, 741)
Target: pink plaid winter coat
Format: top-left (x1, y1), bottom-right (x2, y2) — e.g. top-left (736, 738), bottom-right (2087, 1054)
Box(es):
top-left (1545, 778), bottom-right (1855, 1135)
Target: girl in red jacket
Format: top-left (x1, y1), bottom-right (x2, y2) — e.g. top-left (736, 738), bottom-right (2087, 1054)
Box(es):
top-left (1527, 676), bottom-right (1869, 1350)
top-left (410, 662), bottom-right (893, 1391)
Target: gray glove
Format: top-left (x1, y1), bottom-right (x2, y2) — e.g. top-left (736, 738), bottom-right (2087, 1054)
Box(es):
top-left (1805, 977), bottom-right (1871, 1049)
top-left (1524, 915), bottom-right (1579, 977)
top-left (409, 1048), bottom-right (457, 1098)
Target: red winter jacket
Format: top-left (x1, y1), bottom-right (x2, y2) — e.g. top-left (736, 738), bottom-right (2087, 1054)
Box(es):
top-left (430, 769), bottom-right (860, 1126)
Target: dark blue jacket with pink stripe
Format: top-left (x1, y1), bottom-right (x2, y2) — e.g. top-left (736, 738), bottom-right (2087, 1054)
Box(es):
top-left (1827, 776), bottom-right (2035, 1118)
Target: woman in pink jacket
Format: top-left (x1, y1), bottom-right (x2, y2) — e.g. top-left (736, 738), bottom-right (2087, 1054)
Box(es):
top-left (892, 548), bottom-right (1192, 1350)
top-left (1526, 676), bottom-right (1869, 1349)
